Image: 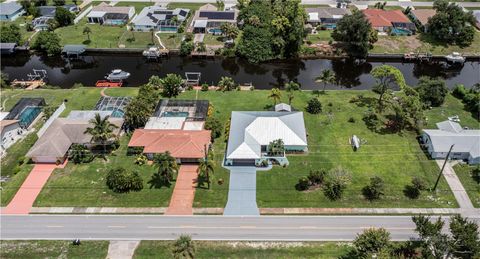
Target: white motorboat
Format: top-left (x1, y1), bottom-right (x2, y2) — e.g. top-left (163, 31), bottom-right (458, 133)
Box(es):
top-left (105, 69), bottom-right (130, 81)
top-left (445, 52), bottom-right (465, 63)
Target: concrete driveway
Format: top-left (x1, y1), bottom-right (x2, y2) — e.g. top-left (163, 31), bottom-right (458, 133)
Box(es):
top-left (224, 167), bottom-right (259, 216)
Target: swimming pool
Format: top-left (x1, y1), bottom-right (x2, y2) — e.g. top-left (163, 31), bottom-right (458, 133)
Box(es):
top-left (391, 28), bottom-right (412, 36)
top-left (163, 111), bottom-right (189, 117)
top-left (208, 28), bottom-right (223, 35)
top-left (18, 106), bottom-right (41, 128)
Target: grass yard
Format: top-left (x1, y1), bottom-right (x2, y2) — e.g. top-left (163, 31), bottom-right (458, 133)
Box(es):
top-left (424, 94), bottom-right (480, 129)
top-left (166, 3), bottom-right (213, 11)
top-left (0, 240), bottom-right (108, 259)
top-left (34, 136), bottom-right (174, 207)
top-left (115, 2), bottom-right (153, 13)
top-left (203, 34), bottom-right (224, 46)
top-left (182, 90), bottom-right (458, 208)
top-left (371, 30), bottom-right (480, 55)
top-left (118, 31), bottom-right (160, 48)
top-left (454, 164), bottom-right (480, 208)
top-left (134, 241), bottom-right (352, 258)
top-left (158, 33), bottom-right (184, 49)
top-left (306, 31), bottom-right (333, 43)
top-left (55, 19), bottom-right (126, 48)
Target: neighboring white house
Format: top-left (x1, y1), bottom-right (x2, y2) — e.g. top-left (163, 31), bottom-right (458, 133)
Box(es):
top-left (0, 2), bottom-right (24, 21)
top-left (422, 120), bottom-right (480, 164)
top-left (225, 111), bottom-right (308, 166)
top-left (131, 6), bottom-right (190, 32)
top-left (87, 2), bottom-right (134, 26)
top-left (1, 119), bottom-right (22, 156)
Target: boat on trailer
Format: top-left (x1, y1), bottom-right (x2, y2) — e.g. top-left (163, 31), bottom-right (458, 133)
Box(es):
top-left (95, 80), bottom-right (123, 88)
top-left (105, 69), bottom-right (130, 81)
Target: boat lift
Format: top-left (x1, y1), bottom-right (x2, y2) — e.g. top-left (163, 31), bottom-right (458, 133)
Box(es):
top-left (185, 72), bottom-right (201, 86)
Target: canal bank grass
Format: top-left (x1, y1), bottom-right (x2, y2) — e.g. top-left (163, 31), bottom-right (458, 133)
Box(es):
top-left (0, 240), bottom-right (108, 259)
top-left (176, 90), bottom-right (459, 208)
top-left (306, 31), bottom-right (333, 43)
top-left (34, 135), bottom-right (174, 207)
top-left (55, 19), bottom-right (126, 48)
top-left (453, 164), bottom-right (480, 208)
top-left (134, 241), bottom-right (352, 258)
top-left (118, 31), bottom-right (160, 49)
top-left (371, 30), bottom-right (480, 55)
top-left (158, 33), bottom-right (184, 49)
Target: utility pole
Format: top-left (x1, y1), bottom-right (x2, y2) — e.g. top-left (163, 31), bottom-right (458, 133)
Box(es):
top-left (433, 144), bottom-right (454, 191)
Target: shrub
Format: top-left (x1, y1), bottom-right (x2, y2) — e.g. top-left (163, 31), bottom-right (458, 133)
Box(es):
top-left (135, 154), bottom-right (148, 165)
top-left (106, 168), bottom-right (143, 193)
top-left (416, 77), bottom-right (448, 107)
top-left (452, 84), bottom-right (467, 99)
top-left (204, 116), bottom-right (223, 139)
top-left (353, 228), bottom-right (391, 257)
top-left (296, 177), bottom-right (310, 191)
top-left (403, 184), bottom-right (421, 199)
top-left (217, 178), bottom-right (224, 185)
top-left (306, 98), bottom-right (322, 114)
top-left (362, 176), bottom-right (385, 201)
top-left (472, 166), bottom-right (480, 184)
top-left (412, 177), bottom-right (427, 191)
top-left (323, 167), bottom-right (351, 200)
top-left (307, 170), bottom-right (326, 185)
top-left (348, 117), bottom-right (356, 123)
top-left (180, 41), bottom-right (194, 56)
top-left (201, 83), bottom-right (209, 91)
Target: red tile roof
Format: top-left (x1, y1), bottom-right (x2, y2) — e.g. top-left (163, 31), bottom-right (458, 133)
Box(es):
top-left (128, 129), bottom-right (211, 159)
top-left (363, 9), bottom-right (411, 27)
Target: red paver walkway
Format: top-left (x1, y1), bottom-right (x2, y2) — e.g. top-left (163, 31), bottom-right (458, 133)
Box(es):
top-left (165, 165), bottom-right (198, 215)
top-left (3, 163), bottom-right (61, 214)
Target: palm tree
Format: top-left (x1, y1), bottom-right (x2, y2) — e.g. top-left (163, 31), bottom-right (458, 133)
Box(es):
top-left (68, 144), bottom-right (88, 164)
top-left (84, 113), bottom-right (118, 155)
top-left (285, 81), bottom-right (300, 105)
top-left (268, 88), bottom-right (282, 106)
top-left (172, 234), bottom-right (195, 259)
top-left (83, 26), bottom-right (91, 41)
top-left (197, 151), bottom-right (214, 189)
top-left (152, 151), bottom-right (178, 186)
top-left (315, 69), bottom-right (335, 92)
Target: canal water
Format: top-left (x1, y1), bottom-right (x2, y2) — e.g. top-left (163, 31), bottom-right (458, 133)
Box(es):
top-left (1, 53), bottom-right (479, 89)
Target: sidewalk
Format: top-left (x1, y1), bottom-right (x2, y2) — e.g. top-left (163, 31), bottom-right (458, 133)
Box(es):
top-left (21, 206), bottom-right (479, 215)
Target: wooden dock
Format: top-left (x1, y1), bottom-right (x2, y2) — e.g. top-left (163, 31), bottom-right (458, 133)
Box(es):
top-left (11, 80), bottom-right (45, 90)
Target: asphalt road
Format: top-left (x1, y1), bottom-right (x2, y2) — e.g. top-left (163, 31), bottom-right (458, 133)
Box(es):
top-left (4, 215), bottom-right (478, 241)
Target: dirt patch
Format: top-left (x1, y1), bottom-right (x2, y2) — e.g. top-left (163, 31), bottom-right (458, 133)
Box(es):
top-left (376, 38), bottom-right (401, 51)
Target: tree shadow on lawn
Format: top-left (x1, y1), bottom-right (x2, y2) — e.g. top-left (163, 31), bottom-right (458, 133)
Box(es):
top-left (148, 173), bottom-right (175, 189)
top-left (195, 174), bottom-right (209, 190)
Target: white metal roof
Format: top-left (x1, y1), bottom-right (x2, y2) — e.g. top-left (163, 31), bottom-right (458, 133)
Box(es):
top-left (226, 111), bottom-right (307, 160)
top-left (423, 120), bottom-right (480, 158)
top-left (194, 20), bottom-right (208, 28)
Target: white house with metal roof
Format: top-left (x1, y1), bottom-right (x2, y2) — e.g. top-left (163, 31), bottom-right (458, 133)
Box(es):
top-left (225, 111), bottom-right (308, 166)
top-left (131, 6), bottom-right (190, 32)
top-left (422, 120), bottom-right (480, 164)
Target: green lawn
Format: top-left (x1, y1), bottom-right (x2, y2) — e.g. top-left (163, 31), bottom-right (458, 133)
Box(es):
top-left (424, 94), bottom-right (480, 129)
top-left (203, 34), bottom-right (224, 46)
top-left (34, 136), bottom-right (174, 207)
top-left (0, 240), bottom-right (108, 259)
top-left (183, 90), bottom-right (458, 208)
top-left (118, 31), bottom-right (160, 48)
top-left (55, 19), bottom-right (126, 48)
top-left (115, 2), bottom-right (153, 13)
top-left (158, 33), bottom-right (184, 49)
top-left (306, 31), bottom-right (333, 43)
top-left (1, 89), bottom-right (467, 209)
top-left (134, 241), bottom-right (352, 258)
top-left (454, 164), bottom-right (480, 208)
top-left (166, 3), bottom-right (213, 11)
